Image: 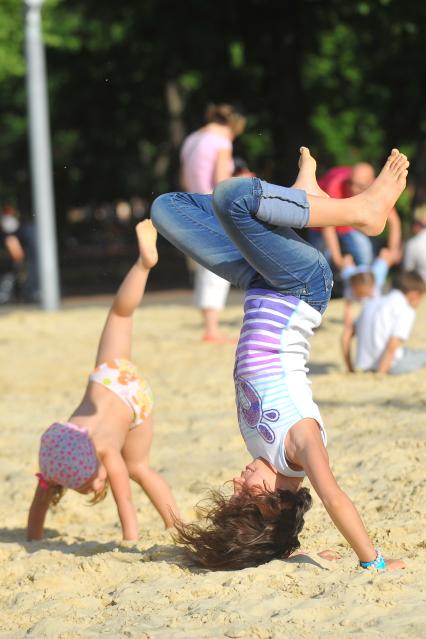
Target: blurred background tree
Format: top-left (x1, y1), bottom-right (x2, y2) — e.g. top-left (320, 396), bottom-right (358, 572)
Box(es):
top-left (0, 0), bottom-right (425, 288)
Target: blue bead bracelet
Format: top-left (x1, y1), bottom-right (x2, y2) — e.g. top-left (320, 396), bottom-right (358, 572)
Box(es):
top-left (360, 549), bottom-right (386, 570)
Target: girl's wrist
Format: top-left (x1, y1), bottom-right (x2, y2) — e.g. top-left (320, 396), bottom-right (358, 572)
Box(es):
top-left (359, 548), bottom-right (386, 570)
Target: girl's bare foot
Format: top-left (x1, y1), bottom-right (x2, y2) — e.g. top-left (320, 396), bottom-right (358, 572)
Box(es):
top-left (306, 149), bottom-right (409, 235)
top-left (355, 149), bottom-right (409, 235)
top-left (292, 147), bottom-right (330, 198)
top-left (136, 220), bottom-right (158, 269)
top-left (385, 558), bottom-right (406, 571)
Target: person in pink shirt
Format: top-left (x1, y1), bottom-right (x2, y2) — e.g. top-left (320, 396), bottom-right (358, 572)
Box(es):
top-left (180, 104), bottom-right (246, 342)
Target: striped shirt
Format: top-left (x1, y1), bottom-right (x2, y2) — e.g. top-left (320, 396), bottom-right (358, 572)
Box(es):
top-left (234, 288), bottom-right (327, 477)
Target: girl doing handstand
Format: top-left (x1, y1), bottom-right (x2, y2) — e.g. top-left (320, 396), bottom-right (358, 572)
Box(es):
top-left (27, 221), bottom-right (179, 541)
top-left (151, 147), bottom-right (408, 571)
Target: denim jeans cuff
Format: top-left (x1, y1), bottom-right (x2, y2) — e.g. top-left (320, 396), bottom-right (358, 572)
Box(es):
top-left (257, 180), bottom-right (310, 229)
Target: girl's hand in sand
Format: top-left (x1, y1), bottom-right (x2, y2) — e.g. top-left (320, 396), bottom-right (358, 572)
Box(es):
top-left (385, 558), bottom-right (406, 571)
top-left (318, 549), bottom-right (341, 561)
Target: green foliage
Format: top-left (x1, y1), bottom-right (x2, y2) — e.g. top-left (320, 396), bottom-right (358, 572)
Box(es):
top-left (178, 72), bottom-right (202, 92)
top-left (229, 41), bottom-right (244, 69)
top-left (0, 0), bottom-right (25, 81)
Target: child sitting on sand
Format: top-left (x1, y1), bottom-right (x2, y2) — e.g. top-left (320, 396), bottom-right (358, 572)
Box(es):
top-left (343, 269), bottom-right (426, 374)
top-left (340, 248), bottom-right (392, 372)
top-left (151, 147), bottom-right (408, 571)
top-left (27, 221), bottom-right (179, 541)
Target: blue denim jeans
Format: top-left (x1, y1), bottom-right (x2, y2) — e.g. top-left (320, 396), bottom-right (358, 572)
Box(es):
top-left (151, 177), bottom-right (333, 314)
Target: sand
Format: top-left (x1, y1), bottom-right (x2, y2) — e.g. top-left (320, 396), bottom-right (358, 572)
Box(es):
top-left (0, 293), bottom-right (425, 638)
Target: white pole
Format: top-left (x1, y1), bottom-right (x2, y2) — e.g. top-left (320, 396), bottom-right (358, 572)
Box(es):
top-left (24, 0), bottom-right (60, 310)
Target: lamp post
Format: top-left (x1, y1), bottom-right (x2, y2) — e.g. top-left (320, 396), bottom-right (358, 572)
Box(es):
top-left (24, 0), bottom-right (60, 310)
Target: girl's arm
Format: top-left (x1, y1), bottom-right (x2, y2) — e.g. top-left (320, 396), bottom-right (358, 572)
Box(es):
top-left (290, 420), bottom-right (404, 569)
top-left (214, 147), bottom-right (233, 185)
top-left (27, 484), bottom-right (52, 540)
top-left (102, 450), bottom-right (138, 540)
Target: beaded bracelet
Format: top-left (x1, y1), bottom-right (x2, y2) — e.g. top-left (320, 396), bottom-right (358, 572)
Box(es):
top-left (360, 549), bottom-right (386, 570)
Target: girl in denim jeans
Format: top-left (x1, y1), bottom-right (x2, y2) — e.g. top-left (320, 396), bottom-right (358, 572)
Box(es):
top-left (151, 147), bottom-right (408, 571)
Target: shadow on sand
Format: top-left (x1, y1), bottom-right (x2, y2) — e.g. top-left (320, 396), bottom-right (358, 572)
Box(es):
top-left (0, 527), bottom-right (196, 568)
top-left (0, 528), bottom-right (330, 573)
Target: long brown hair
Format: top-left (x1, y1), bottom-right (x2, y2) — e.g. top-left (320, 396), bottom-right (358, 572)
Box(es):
top-left (88, 481), bottom-right (109, 505)
top-left (174, 485), bottom-right (312, 570)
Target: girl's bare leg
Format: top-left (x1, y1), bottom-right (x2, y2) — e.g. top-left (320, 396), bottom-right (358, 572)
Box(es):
top-left (122, 416), bottom-right (179, 528)
top-left (294, 147), bottom-right (409, 235)
top-left (95, 220), bottom-right (158, 365)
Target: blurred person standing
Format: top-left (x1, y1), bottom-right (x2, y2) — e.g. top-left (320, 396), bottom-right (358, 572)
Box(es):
top-left (180, 103), bottom-right (246, 342)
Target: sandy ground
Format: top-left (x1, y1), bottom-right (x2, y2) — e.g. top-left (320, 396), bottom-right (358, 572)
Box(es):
top-left (0, 292), bottom-right (425, 638)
